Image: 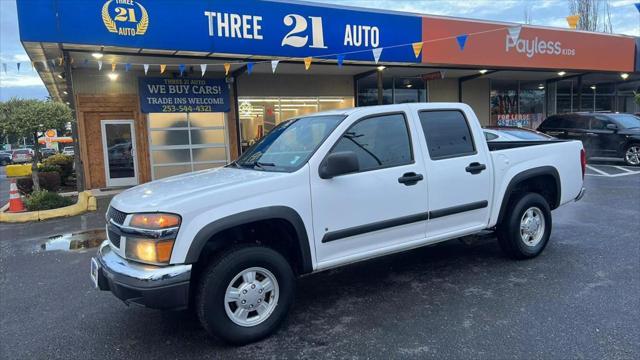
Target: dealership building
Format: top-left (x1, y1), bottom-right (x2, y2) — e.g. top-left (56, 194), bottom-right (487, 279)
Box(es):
top-left (17, 0), bottom-right (639, 190)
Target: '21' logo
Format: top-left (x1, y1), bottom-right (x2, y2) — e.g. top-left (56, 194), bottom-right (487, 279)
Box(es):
top-left (281, 14), bottom-right (327, 49)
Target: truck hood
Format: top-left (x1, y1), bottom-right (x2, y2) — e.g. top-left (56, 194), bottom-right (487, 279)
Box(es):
top-left (110, 166), bottom-right (284, 212)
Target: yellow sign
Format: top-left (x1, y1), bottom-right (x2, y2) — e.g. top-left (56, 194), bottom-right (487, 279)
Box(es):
top-left (102, 0), bottom-right (149, 37)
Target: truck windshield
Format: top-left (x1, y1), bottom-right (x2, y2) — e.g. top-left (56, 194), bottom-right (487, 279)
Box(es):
top-left (233, 115), bottom-right (346, 172)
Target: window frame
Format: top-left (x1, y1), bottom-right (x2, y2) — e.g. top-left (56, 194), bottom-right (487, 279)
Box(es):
top-left (418, 109), bottom-right (478, 161)
top-left (321, 111), bottom-right (415, 176)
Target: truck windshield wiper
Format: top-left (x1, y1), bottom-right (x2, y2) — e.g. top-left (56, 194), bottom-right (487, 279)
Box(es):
top-left (254, 161), bottom-right (276, 170)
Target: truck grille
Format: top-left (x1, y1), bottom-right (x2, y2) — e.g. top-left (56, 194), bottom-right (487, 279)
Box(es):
top-left (107, 206), bottom-right (127, 225)
top-left (107, 228), bottom-right (121, 248)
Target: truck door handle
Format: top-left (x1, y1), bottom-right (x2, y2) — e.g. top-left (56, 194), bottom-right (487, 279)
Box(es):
top-left (398, 172), bottom-right (423, 186)
top-left (465, 162), bottom-right (486, 174)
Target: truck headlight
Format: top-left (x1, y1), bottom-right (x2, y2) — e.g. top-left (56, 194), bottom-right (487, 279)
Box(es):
top-left (125, 237), bottom-right (175, 265)
top-left (124, 213), bottom-right (180, 265)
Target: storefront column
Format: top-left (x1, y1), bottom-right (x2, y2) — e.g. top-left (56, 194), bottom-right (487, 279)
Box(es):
top-left (377, 70), bottom-right (383, 105)
top-left (63, 51), bottom-right (84, 192)
top-left (577, 75), bottom-right (583, 112)
top-left (227, 66), bottom-right (247, 160)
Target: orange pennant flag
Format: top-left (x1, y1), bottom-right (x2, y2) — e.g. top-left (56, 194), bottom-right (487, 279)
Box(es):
top-left (412, 42), bottom-right (424, 59)
top-left (160, 64), bottom-right (166, 74)
top-left (58, 58), bottom-right (63, 66)
top-left (304, 57), bottom-right (312, 70)
top-left (31, 61), bottom-right (36, 70)
top-left (224, 63), bottom-right (231, 76)
top-left (111, 63), bottom-right (116, 72)
top-left (566, 15), bottom-right (579, 29)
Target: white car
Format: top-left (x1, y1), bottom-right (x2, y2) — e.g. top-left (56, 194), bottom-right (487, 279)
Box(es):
top-left (11, 149), bottom-right (33, 163)
top-left (92, 103), bottom-right (586, 344)
top-left (62, 146), bottom-right (74, 156)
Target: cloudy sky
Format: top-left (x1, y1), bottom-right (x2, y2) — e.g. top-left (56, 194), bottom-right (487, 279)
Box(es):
top-left (1, 0), bottom-right (638, 101)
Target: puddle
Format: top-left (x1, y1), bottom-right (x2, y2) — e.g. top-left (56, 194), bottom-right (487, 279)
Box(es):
top-left (40, 229), bottom-right (106, 252)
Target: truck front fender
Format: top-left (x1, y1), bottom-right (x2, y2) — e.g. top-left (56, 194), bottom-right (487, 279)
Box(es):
top-left (184, 206), bottom-right (313, 274)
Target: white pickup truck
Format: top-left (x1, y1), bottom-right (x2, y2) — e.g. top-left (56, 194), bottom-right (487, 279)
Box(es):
top-left (91, 103), bottom-right (586, 344)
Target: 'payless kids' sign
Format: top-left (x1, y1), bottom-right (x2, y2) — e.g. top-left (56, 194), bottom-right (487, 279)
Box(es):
top-left (138, 78), bottom-right (229, 113)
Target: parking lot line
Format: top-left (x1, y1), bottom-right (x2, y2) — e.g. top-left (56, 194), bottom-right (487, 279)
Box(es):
top-left (586, 165), bottom-right (609, 176)
top-left (612, 166), bottom-right (634, 173)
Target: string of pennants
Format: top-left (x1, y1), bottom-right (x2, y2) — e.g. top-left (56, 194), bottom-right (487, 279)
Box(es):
top-left (2, 25), bottom-right (523, 76)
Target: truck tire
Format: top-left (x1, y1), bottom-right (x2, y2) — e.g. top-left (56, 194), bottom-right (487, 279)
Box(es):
top-left (196, 245), bottom-right (295, 344)
top-left (497, 192), bottom-right (552, 259)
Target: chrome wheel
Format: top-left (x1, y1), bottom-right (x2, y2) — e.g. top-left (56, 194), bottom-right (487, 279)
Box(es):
top-left (224, 267), bottom-right (279, 327)
top-left (520, 207), bottom-right (545, 247)
top-left (625, 145), bottom-right (640, 166)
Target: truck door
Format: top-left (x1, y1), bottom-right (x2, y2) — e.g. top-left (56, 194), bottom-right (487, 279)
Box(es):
top-left (309, 111), bottom-right (429, 268)
top-left (415, 109), bottom-right (492, 239)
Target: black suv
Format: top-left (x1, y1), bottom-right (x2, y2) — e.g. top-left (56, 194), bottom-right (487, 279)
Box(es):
top-left (538, 113), bottom-right (640, 166)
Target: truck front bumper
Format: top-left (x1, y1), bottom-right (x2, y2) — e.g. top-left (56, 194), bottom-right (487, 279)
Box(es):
top-left (91, 241), bottom-right (192, 310)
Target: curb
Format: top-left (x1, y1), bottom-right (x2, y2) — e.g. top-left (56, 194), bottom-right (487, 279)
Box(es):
top-left (0, 191), bottom-right (98, 223)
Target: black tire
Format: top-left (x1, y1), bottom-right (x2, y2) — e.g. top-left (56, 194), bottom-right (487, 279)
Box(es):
top-left (497, 192), bottom-right (552, 259)
top-left (623, 143), bottom-right (640, 167)
top-left (196, 245), bottom-right (295, 345)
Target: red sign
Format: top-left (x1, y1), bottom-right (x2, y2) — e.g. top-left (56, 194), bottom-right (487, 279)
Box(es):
top-left (421, 17), bottom-right (636, 72)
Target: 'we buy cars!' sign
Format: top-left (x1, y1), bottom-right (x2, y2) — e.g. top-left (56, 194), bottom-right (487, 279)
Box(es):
top-left (138, 78), bottom-right (229, 113)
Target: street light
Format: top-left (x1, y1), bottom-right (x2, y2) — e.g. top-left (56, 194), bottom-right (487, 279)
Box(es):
top-left (478, 69), bottom-right (488, 74)
top-left (107, 72), bottom-right (119, 81)
top-left (91, 52), bottom-right (104, 59)
top-left (620, 73), bottom-right (629, 80)
top-left (376, 66), bottom-right (386, 71)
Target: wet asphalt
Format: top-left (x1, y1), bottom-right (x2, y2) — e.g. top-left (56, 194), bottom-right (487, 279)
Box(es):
top-left (0, 173), bottom-right (639, 359)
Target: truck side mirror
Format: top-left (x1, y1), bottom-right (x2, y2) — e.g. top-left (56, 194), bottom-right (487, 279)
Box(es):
top-left (605, 123), bottom-right (618, 131)
top-left (319, 151), bottom-right (359, 179)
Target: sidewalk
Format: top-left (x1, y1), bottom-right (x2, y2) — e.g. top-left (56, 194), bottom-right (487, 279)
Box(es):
top-left (0, 195), bottom-right (112, 242)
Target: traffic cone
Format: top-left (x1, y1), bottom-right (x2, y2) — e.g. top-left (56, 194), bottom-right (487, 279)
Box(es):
top-left (8, 179), bottom-right (26, 213)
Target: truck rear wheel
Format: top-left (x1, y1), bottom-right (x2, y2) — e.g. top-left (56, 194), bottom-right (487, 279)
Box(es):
top-left (196, 246), bottom-right (295, 344)
top-left (497, 192), bottom-right (552, 259)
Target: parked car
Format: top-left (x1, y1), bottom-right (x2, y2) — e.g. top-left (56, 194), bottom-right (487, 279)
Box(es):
top-left (537, 112), bottom-right (640, 166)
top-left (40, 148), bottom-right (57, 158)
top-left (62, 146), bottom-right (75, 156)
top-left (0, 151), bottom-right (12, 166)
top-left (12, 149), bottom-right (33, 163)
top-left (92, 103), bottom-right (585, 344)
top-left (483, 127), bottom-right (555, 142)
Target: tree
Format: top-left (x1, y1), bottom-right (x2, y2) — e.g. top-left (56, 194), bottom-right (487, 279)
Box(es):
top-left (0, 99), bottom-right (74, 191)
top-left (567, 0), bottom-right (613, 33)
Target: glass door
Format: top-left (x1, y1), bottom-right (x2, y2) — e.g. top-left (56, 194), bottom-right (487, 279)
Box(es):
top-left (101, 120), bottom-right (139, 187)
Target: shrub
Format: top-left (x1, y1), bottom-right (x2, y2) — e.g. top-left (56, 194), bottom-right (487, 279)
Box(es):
top-left (39, 164), bottom-right (61, 173)
top-left (25, 190), bottom-right (74, 211)
top-left (43, 154), bottom-right (73, 184)
top-left (17, 171), bottom-right (61, 194)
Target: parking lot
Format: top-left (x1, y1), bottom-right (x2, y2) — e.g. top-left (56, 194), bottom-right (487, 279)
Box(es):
top-left (0, 168), bottom-right (639, 359)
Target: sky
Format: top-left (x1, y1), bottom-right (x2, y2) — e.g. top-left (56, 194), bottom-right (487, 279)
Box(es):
top-left (1, 0), bottom-right (639, 101)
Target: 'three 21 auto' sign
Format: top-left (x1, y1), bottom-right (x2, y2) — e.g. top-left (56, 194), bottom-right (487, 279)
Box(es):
top-left (17, 0), bottom-right (423, 63)
top-left (138, 78), bottom-right (229, 113)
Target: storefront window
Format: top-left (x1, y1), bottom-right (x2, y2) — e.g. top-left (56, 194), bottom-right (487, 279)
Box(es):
top-left (148, 112), bottom-right (228, 179)
top-left (356, 74), bottom-right (425, 106)
top-left (238, 96), bottom-right (354, 152)
top-left (490, 80), bottom-right (545, 128)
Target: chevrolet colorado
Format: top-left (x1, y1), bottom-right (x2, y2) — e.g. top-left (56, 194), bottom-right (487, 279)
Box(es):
top-left (91, 103), bottom-right (586, 344)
